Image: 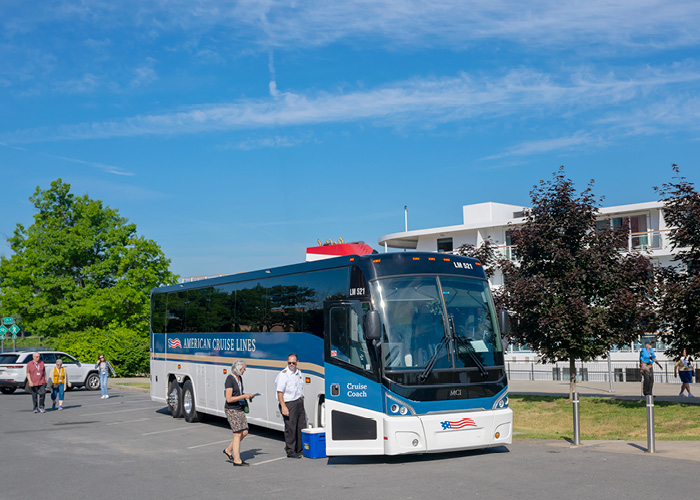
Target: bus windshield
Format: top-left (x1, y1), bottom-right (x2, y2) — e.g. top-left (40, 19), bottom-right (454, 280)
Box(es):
top-left (371, 275), bottom-right (502, 373)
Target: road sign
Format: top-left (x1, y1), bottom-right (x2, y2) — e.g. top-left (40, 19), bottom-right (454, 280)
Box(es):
top-left (0, 333), bottom-right (4, 340)
top-left (9, 324), bottom-right (19, 335)
top-left (3, 317), bottom-right (13, 326)
top-left (0, 325), bottom-right (7, 335)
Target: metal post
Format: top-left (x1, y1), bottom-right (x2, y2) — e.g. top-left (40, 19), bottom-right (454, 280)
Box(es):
top-left (607, 355), bottom-right (615, 393)
top-left (530, 363), bottom-right (534, 381)
top-left (404, 206), bottom-right (408, 232)
top-left (572, 391), bottom-right (581, 445)
top-left (646, 395), bottom-right (655, 453)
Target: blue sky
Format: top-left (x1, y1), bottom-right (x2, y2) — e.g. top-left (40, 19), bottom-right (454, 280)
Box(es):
top-left (2, 0), bottom-right (700, 279)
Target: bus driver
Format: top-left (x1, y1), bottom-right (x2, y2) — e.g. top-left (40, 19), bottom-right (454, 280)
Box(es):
top-left (275, 353), bottom-right (306, 458)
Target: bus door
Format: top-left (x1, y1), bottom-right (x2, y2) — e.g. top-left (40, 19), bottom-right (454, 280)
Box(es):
top-left (323, 301), bottom-right (385, 455)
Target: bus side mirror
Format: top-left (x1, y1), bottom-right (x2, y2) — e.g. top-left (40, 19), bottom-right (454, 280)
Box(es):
top-left (498, 309), bottom-right (510, 352)
top-left (363, 310), bottom-right (382, 341)
top-left (497, 309), bottom-right (510, 335)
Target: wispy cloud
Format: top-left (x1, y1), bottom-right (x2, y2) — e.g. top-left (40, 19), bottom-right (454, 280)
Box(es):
top-left (224, 134), bottom-right (311, 151)
top-left (480, 132), bottom-right (599, 161)
top-left (4, 1), bottom-right (700, 53)
top-left (0, 143), bottom-right (134, 175)
top-left (3, 63), bottom-right (700, 145)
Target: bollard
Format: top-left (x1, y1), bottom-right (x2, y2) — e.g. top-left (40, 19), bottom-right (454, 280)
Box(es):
top-left (607, 355), bottom-right (615, 393)
top-left (572, 391), bottom-right (581, 445)
top-left (646, 394), bottom-right (655, 453)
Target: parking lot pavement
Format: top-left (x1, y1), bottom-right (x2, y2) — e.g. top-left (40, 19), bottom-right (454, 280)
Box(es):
top-left (1, 387), bottom-right (698, 500)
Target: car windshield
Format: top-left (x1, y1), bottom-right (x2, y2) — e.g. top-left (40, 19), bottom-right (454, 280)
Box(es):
top-left (371, 275), bottom-right (502, 372)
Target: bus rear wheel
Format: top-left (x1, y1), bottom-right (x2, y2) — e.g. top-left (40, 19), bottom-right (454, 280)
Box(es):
top-left (182, 380), bottom-right (202, 423)
top-left (167, 380), bottom-right (183, 418)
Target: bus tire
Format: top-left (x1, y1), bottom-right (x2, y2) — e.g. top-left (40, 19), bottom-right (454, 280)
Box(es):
top-left (168, 379), bottom-right (183, 418)
top-left (182, 380), bottom-right (202, 423)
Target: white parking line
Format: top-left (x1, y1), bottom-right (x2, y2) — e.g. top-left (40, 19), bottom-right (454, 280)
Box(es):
top-left (142, 426), bottom-right (192, 436)
top-left (107, 418), bottom-right (151, 426)
top-left (187, 439), bottom-right (232, 450)
top-left (253, 456), bottom-right (287, 466)
top-left (81, 406), bottom-right (155, 416)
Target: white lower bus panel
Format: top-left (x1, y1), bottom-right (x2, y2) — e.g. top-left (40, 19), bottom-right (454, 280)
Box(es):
top-left (326, 400), bottom-right (512, 456)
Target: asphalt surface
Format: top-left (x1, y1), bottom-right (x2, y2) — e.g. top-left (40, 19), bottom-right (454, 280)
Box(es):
top-left (1, 384), bottom-right (698, 500)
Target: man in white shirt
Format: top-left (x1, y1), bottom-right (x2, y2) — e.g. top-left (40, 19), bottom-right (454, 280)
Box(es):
top-left (275, 353), bottom-right (306, 458)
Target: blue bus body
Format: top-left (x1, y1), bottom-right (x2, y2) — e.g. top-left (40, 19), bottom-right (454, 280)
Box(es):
top-left (150, 252), bottom-right (512, 455)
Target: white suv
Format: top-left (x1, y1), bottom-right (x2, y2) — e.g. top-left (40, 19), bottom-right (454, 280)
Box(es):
top-left (0, 351), bottom-right (101, 394)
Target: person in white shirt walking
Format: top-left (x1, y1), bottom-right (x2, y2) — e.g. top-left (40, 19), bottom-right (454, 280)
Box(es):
top-left (275, 353), bottom-right (306, 458)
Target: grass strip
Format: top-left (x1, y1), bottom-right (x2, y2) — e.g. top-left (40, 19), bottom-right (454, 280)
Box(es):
top-left (511, 395), bottom-right (700, 441)
top-left (113, 382), bottom-right (150, 389)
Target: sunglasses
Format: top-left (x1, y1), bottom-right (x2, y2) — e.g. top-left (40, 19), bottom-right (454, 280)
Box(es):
top-left (288, 361), bottom-right (297, 365)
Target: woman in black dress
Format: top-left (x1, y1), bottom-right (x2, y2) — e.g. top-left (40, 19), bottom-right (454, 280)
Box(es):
top-left (223, 359), bottom-right (254, 466)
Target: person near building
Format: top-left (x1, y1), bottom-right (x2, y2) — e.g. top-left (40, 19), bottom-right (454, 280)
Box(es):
top-left (27, 352), bottom-right (47, 413)
top-left (50, 358), bottom-right (70, 410)
top-left (639, 340), bottom-right (662, 396)
top-left (95, 354), bottom-right (116, 399)
top-left (223, 359), bottom-right (254, 467)
top-left (275, 353), bottom-right (306, 458)
top-left (674, 349), bottom-right (695, 397)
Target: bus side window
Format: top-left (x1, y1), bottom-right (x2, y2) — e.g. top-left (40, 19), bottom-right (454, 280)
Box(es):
top-left (329, 306), bottom-right (370, 371)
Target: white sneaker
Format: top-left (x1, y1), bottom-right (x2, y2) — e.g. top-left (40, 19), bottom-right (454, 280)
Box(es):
top-left (105, 395), bottom-right (109, 399)
top-left (101, 395), bottom-right (106, 399)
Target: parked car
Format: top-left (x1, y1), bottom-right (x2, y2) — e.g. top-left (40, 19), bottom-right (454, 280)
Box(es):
top-left (0, 351), bottom-right (101, 394)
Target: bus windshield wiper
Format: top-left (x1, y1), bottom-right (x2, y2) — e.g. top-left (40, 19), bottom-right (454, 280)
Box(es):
top-left (450, 315), bottom-right (489, 378)
top-left (418, 320), bottom-right (451, 384)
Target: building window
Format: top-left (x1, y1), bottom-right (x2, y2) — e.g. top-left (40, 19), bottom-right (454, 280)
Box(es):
top-left (437, 238), bottom-right (453, 253)
top-left (597, 214), bottom-right (649, 249)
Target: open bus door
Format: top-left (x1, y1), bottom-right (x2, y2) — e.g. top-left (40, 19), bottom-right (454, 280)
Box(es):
top-left (323, 300), bottom-right (385, 455)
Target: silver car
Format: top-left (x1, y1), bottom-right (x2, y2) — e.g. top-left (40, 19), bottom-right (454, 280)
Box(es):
top-left (0, 351), bottom-right (101, 394)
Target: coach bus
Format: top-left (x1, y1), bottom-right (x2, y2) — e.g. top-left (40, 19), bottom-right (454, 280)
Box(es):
top-left (150, 252), bottom-right (512, 455)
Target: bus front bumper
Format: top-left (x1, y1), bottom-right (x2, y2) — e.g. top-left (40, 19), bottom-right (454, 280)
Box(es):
top-left (383, 408), bottom-right (513, 455)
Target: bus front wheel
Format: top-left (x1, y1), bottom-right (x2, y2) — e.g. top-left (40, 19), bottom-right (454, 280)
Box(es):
top-left (167, 380), bottom-right (183, 418)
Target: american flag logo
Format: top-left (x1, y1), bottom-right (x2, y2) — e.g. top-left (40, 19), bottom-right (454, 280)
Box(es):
top-left (168, 338), bottom-right (182, 348)
top-left (441, 418), bottom-right (477, 430)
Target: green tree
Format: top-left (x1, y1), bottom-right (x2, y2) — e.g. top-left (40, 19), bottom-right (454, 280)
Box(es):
top-left (500, 167), bottom-right (656, 396)
top-left (0, 179), bottom-right (178, 374)
top-left (654, 165), bottom-right (700, 356)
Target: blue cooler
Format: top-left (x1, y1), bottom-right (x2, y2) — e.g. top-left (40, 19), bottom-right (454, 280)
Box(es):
top-left (301, 428), bottom-right (327, 459)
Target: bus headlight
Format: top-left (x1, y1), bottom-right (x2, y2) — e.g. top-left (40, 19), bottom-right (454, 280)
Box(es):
top-left (492, 392), bottom-right (509, 409)
top-left (399, 406), bottom-right (408, 415)
top-left (390, 404), bottom-right (399, 413)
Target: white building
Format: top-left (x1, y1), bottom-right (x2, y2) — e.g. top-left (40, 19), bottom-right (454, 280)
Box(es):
top-left (378, 201), bottom-right (684, 384)
top-left (379, 201), bottom-right (675, 288)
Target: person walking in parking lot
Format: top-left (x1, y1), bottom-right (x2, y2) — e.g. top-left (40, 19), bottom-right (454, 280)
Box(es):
top-left (640, 340), bottom-right (662, 396)
top-left (95, 354), bottom-right (116, 399)
top-left (27, 352), bottom-right (47, 413)
top-left (674, 349), bottom-right (695, 397)
top-left (275, 353), bottom-right (306, 458)
top-left (50, 358), bottom-right (69, 410)
top-left (223, 359), bottom-right (254, 467)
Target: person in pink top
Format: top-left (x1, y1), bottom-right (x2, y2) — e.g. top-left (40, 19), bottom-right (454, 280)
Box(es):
top-left (27, 352), bottom-right (47, 413)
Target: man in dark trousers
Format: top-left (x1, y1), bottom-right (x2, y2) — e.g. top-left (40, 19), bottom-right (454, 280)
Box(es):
top-left (640, 340), bottom-right (662, 396)
top-left (275, 353), bottom-right (306, 458)
top-left (27, 352), bottom-right (47, 413)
